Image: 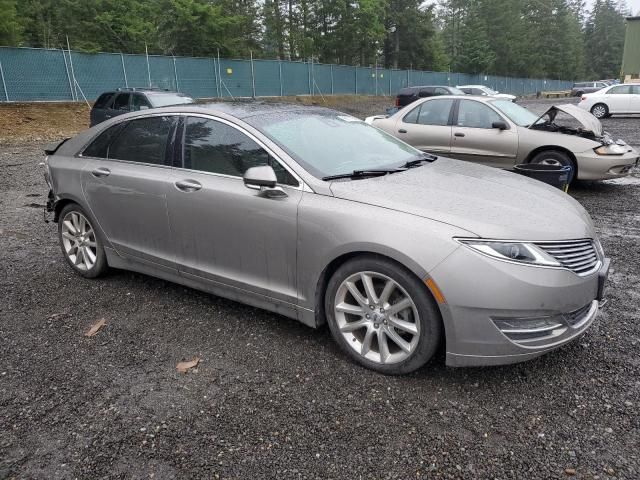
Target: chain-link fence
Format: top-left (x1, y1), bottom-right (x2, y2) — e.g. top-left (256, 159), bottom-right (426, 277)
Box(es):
top-left (0, 46), bottom-right (573, 102)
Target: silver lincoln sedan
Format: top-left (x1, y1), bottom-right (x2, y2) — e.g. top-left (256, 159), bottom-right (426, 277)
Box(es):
top-left (43, 103), bottom-right (610, 374)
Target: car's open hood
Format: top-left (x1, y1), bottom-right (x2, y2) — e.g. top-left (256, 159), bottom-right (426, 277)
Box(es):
top-left (328, 158), bottom-right (595, 241)
top-left (529, 104), bottom-right (603, 136)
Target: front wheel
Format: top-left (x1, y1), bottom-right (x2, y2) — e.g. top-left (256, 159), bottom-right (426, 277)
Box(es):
top-left (529, 150), bottom-right (576, 184)
top-left (325, 256), bottom-right (442, 375)
top-left (590, 103), bottom-right (608, 119)
top-left (58, 203), bottom-right (108, 278)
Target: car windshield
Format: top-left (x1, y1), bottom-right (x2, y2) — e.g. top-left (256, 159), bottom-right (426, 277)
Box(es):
top-left (482, 87), bottom-right (498, 95)
top-left (449, 87), bottom-right (466, 95)
top-left (254, 112), bottom-right (425, 178)
top-left (490, 100), bottom-right (539, 127)
top-left (148, 94), bottom-right (194, 107)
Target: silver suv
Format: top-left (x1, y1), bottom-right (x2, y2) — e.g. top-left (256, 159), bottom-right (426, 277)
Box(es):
top-left (44, 103), bottom-right (609, 374)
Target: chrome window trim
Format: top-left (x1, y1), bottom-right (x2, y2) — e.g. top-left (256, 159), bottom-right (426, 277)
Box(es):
top-left (454, 237), bottom-right (602, 277)
top-left (180, 113), bottom-right (305, 191)
top-left (77, 111), bottom-right (309, 192)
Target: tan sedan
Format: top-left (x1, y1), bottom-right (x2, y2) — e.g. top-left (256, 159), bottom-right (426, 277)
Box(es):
top-left (365, 96), bottom-right (638, 182)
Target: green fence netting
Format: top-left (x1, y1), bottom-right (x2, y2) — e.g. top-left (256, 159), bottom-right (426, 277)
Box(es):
top-left (0, 46), bottom-right (573, 102)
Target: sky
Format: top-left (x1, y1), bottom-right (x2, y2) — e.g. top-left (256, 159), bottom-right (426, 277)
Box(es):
top-left (587, 0), bottom-right (640, 15)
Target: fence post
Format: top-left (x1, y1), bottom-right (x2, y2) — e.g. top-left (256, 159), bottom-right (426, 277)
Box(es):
top-left (354, 67), bottom-right (357, 95)
top-left (120, 53), bottom-right (128, 88)
top-left (308, 59), bottom-right (312, 95)
top-left (61, 49), bottom-right (74, 101)
top-left (279, 60), bottom-right (283, 96)
top-left (0, 59), bottom-right (8, 102)
top-left (173, 56), bottom-right (179, 91)
top-left (66, 37), bottom-right (78, 101)
top-left (330, 64), bottom-right (334, 95)
top-left (250, 50), bottom-right (256, 98)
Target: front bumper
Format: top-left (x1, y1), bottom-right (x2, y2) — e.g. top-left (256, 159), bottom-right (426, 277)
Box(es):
top-left (575, 147), bottom-right (639, 180)
top-left (429, 245), bottom-right (610, 367)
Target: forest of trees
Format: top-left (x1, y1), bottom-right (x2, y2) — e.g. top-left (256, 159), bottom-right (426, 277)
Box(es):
top-left (0, 0), bottom-right (633, 80)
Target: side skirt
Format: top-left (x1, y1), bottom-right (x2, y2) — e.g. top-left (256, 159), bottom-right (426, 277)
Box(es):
top-left (104, 247), bottom-right (316, 328)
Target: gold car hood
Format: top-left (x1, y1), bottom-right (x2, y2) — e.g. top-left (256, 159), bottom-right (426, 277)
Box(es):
top-left (529, 104), bottom-right (603, 136)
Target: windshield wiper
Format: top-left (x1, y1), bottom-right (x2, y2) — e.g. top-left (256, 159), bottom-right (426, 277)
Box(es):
top-left (403, 153), bottom-right (437, 168)
top-left (322, 168), bottom-right (405, 181)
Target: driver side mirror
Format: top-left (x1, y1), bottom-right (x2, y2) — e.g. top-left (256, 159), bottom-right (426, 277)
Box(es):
top-left (243, 165), bottom-right (287, 198)
top-left (492, 121), bottom-right (508, 130)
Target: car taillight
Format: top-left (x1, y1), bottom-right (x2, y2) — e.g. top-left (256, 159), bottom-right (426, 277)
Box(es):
top-left (395, 97), bottom-right (400, 107)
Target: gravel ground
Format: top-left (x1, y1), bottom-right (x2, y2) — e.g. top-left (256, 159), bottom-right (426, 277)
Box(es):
top-left (1, 98), bottom-right (639, 479)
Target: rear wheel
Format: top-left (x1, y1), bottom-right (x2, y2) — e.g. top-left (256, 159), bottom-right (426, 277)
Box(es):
top-left (58, 203), bottom-right (108, 278)
top-left (590, 103), bottom-right (608, 119)
top-left (529, 150), bottom-right (576, 184)
top-left (325, 256), bottom-right (441, 375)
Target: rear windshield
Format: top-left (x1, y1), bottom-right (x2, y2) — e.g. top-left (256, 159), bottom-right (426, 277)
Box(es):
top-left (148, 94), bottom-right (194, 108)
top-left (448, 87), bottom-right (466, 95)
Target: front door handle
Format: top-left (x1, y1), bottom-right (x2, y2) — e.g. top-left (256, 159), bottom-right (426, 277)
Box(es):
top-left (175, 179), bottom-right (202, 192)
top-left (398, 129), bottom-right (408, 133)
top-left (454, 132), bottom-right (465, 137)
top-left (91, 167), bottom-right (111, 178)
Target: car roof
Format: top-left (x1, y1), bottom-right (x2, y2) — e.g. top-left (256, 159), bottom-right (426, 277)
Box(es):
top-left (457, 85), bottom-right (487, 88)
top-left (101, 88), bottom-right (187, 95)
top-left (108, 101), bottom-right (342, 123)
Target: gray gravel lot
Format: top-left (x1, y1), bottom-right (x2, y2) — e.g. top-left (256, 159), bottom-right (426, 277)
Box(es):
top-left (1, 98), bottom-right (639, 479)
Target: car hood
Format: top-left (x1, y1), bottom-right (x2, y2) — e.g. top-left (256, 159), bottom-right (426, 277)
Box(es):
top-left (530, 104), bottom-right (603, 136)
top-left (328, 158), bottom-right (595, 240)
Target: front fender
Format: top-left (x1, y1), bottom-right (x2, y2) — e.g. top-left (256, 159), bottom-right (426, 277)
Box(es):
top-left (296, 193), bottom-right (468, 318)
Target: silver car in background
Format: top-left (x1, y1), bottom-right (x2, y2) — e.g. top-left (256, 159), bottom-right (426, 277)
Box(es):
top-left (366, 96), bottom-right (638, 182)
top-left (44, 103), bottom-right (609, 374)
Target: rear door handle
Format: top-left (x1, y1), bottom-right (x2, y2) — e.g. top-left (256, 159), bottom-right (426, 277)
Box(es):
top-left (175, 179), bottom-right (202, 192)
top-left (454, 132), bottom-right (465, 137)
top-left (398, 129), bottom-right (407, 134)
top-left (91, 167), bottom-right (111, 178)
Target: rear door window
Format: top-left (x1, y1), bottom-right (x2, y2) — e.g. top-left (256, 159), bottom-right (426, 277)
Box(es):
top-left (82, 123), bottom-right (125, 158)
top-left (108, 116), bottom-right (175, 165)
top-left (417, 99), bottom-right (454, 126)
top-left (183, 116), bottom-right (298, 186)
top-left (402, 105), bottom-right (421, 124)
top-left (609, 85), bottom-right (632, 94)
top-left (112, 93), bottom-right (131, 111)
top-left (93, 93), bottom-right (114, 109)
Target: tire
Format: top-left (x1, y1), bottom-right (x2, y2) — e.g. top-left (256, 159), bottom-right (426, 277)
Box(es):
top-left (58, 203), bottom-right (108, 278)
top-left (324, 255), bottom-right (442, 375)
top-left (590, 103), bottom-right (608, 119)
top-left (529, 150), bottom-right (577, 184)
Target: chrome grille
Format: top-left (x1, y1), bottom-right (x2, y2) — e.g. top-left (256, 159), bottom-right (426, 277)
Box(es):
top-left (535, 240), bottom-right (600, 275)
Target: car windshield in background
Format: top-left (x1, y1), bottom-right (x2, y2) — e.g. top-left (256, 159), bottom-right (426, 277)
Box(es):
top-left (491, 100), bottom-right (539, 126)
top-left (449, 87), bottom-right (466, 95)
top-left (483, 87), bottom-right (498, 95)
top-left (256, 112), bottom-right (424, 178)
top-left (148, 94), bottom-right (194, 108)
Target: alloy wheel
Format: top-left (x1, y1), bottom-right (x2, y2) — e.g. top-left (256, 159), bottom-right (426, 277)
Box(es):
top-left (333, 271), bottom-right (420, 365)
top-left (591, 105), bottom-right (607, 119)
top-left (61, 211), bottom-right (98, 271)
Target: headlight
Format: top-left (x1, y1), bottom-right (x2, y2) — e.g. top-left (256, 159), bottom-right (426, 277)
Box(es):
top-left (594, 144), bottom-right (626, 155)
top-left (458, 239), bottom-right (561, 267)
